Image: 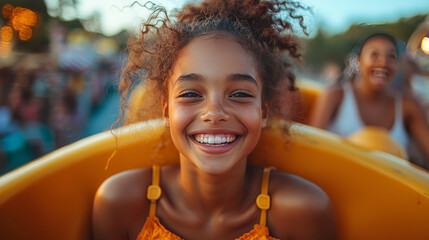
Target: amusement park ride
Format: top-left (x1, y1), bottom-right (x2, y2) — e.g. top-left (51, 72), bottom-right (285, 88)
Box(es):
top-left (1, 16), bottom-right (429, 240)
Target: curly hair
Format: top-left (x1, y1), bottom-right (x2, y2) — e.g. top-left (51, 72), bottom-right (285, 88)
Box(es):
top-left (119, 0), bottom-right (308, 126)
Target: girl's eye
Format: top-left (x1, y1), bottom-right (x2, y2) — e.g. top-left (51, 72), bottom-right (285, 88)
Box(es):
top-left (389, 54), bottom-right (398, 60)
top-left (178, 91), bottom-right (201, 98)
top-left (230, 91), bottom-right (253, 98)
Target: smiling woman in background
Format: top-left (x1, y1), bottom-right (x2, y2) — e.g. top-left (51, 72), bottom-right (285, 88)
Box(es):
top-left (310, 33), bottom-right (429, 168)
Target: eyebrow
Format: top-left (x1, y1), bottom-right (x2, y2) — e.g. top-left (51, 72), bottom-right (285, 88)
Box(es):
top-left (177, 73), bottom-right (203, 82)
top-left (227, 73), bottom-right (258, 86)
top-left (176, 73), bottom-right (258, 86)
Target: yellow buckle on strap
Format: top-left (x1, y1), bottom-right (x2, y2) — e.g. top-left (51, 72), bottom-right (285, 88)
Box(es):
top-left (256, 193), bottom-right (270, 210)
top-left (147, 185), bottom-right (162, 201)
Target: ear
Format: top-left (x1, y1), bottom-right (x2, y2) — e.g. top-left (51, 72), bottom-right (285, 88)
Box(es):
top-left (261, 102), bottom-right (269, 127)
top-left (161, 97), bottom-right (169, 127)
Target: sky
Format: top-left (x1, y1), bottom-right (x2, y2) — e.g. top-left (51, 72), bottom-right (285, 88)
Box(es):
top-left (67, 0), bottom-right (429, 36)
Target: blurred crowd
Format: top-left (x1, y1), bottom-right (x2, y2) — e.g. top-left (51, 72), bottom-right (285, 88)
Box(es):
top-left (0, 28), bottom-right (121, 174)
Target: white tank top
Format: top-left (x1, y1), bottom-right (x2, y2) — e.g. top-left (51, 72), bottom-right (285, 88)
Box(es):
top-left (328, 83), bottom-right (408, 148)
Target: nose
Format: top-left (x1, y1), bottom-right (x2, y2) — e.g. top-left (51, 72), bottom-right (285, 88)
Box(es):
top-left (377, 54), bottom-right (395, 67)
top-left (200, 97), bottom-right (230, 124)
top-left (378, 55), bottom-right (388, 66)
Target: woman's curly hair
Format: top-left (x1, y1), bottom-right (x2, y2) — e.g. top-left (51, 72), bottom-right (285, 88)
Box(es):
top-left (119, 0), bottom-right (308, 125)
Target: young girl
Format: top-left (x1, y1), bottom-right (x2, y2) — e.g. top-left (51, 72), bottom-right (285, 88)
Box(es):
top-left (92, 1), bottom-right (337, 239)
top-left (310, 33), bottom-right (429, 168)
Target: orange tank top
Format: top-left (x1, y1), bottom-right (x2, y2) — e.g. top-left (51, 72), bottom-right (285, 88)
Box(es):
top-left (136, 165), bottom-right (279, 240)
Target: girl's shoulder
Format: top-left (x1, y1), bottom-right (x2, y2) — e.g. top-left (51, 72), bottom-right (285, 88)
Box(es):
top-left (268, 170), bottom-right (337, 239)
top-left (309, 82), bottom-right (346, 128)
top-left (92, 168), bottom-right (152, 239)
top-left (96, 168), bottom-right (152, 203)
top-left (324, 83), bottom-right (346, 103)
top-left (402, 94), bottom-right (424, 112)
top-left (269, 170), bottom-right (333, 213)
top-left (401, 94), bottom-right (429, 124)
top-left (93, 168), bottom-right (156, 218)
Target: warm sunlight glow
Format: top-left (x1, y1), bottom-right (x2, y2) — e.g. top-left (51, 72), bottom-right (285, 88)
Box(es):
top-left (2, 4), bottom-right (39, 41)
top-left (421, 37), bottom-right (429, 54)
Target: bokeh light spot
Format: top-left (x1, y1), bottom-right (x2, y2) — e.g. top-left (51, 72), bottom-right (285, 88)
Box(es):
top-left (18, 26), bottom-right (32, 41)
top-left (11, 14), bottom-right (25, 31)
top-left (0, 26), bottom-right (13, 42)
top-left (18, 9), bottom-right (38, 27)
top-left (421, 37), bottom-right (429, 54)
top-left (2, 4), bottom-right (13, 19)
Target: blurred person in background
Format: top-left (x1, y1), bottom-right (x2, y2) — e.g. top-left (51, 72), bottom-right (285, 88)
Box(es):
top-left (8, 65), bottom-right (55, 160)
top-left (50, 88), bottom-right (81, 148)
top-left (0, 66), bottom-right (16, 172)
top-left (0, 66), bottom-right (33, 173)
top-left (404, 15), bottom-right (429, 115)
top-left (401, 53), bottom-right (429, 168)
top-left (389, 37), bottom-right (429, 169)
top-left (320, 62), bottom-right (341, 85)
top-left (309, 33), bottom-right (429, 169)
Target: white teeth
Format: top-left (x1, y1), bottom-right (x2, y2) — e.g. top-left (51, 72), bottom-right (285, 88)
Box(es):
top-left (194, 134), bottom-right (237, 145)
top-left (372, 70), bottom-right (388, 77)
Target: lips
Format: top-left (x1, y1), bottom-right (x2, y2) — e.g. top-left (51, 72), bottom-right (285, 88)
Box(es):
top-left (370, 69), bottom-right (390, 85)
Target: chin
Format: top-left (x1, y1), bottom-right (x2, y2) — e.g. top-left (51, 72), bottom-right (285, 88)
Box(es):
top-left (369, 80), bottom-right (389, 90)
top-left (193, 157), bottom-right (243, 175)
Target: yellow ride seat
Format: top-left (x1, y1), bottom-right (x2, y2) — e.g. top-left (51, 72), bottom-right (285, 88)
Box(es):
top-left (347, 126), bottom-right (408, 159)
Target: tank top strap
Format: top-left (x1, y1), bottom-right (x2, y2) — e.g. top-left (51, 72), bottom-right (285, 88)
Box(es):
top-left (147, 165), bottom-right (162, 217)
top-left (343, 82), bottom-right (357, 108)
top-left (256, 167), bottom-right (273, 226)
top-left (390, 95), bottom-right (409, 149)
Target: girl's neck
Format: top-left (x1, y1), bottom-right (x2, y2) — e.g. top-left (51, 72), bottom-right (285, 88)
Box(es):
top-left (177, 156), bottom-right (249, 214)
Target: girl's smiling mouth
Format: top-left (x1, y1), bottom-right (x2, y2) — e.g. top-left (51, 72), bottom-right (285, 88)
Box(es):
top-left (370, 68), bottom-right (390, 84)
top-left (193, 134), bottom-right (237, 146)
top-left (190, 132), bottom-right (242, 154)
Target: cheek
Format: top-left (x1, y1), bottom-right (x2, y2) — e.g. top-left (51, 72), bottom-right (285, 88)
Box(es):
top-left (237, 105), bottom-right (264, 130)
top-left (360, 57), bottom-right (371, 69)
top-left (169, 103), bottom-right (194, 133)
top-left (359, 60), bottom-right (372, 76)
top-left (389, 61), bottom-right (397, 71)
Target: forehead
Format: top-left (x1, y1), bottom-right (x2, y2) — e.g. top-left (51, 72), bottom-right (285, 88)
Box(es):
top-left (170, 34), bottom-right (260, 83)
top-left (362, 37), bottom-right (397, 52)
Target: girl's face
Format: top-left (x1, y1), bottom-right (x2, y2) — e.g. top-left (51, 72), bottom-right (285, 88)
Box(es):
top-left (358, 36), bottom-right (398, 90)
top-left (163, 34), bottom-right (268, 174)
